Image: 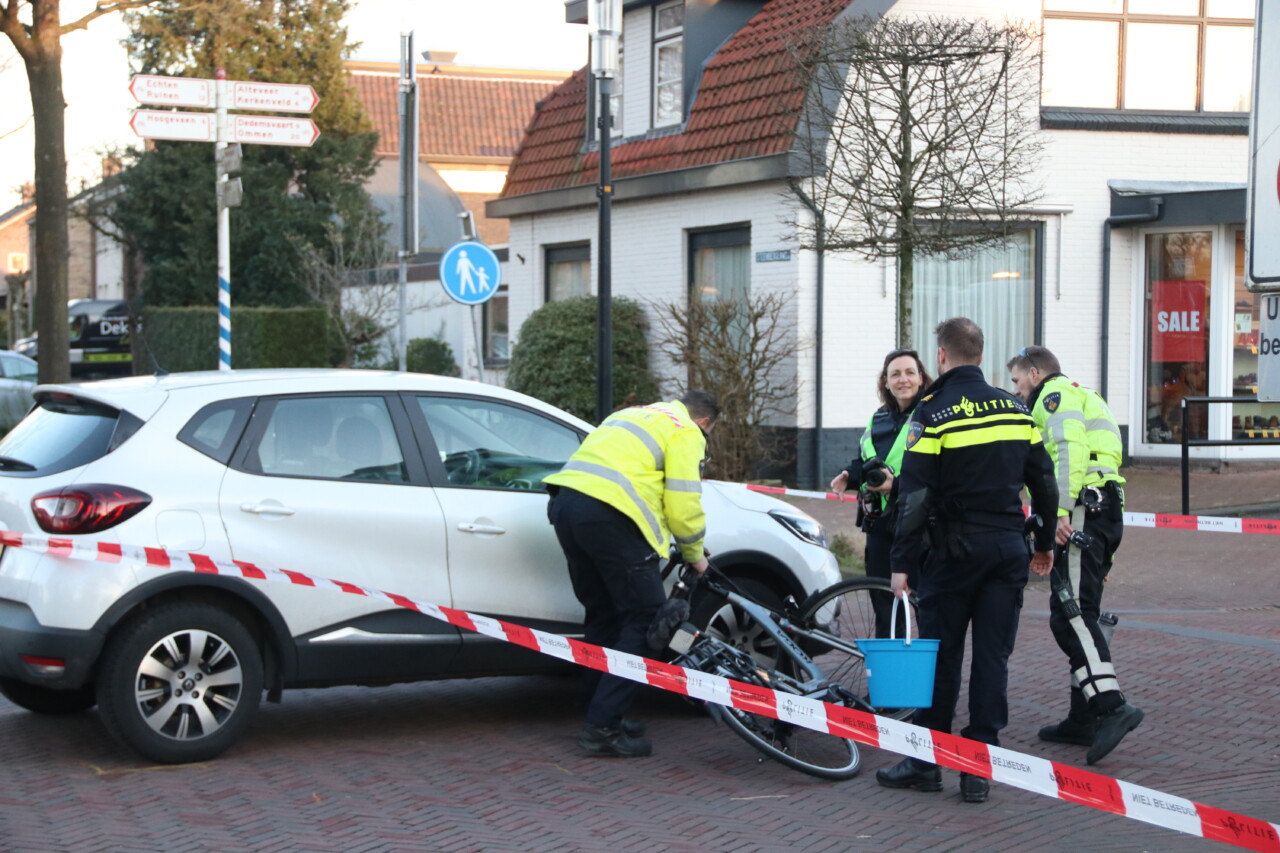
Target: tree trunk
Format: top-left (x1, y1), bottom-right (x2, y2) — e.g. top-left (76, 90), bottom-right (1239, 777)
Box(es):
top-left (26, 48), bottom-right (71, 384)
top-left (898, 238), bottom-right (914, 349)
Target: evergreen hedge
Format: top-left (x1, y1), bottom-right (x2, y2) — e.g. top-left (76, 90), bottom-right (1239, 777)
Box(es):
top-left (507, 296), bottom-right (659, 424)
top-left (141, 306), bottom-right (332, 372)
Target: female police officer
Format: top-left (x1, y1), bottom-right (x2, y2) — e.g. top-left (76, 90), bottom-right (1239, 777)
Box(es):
top-left (830, 348), bottom-right (931, 637)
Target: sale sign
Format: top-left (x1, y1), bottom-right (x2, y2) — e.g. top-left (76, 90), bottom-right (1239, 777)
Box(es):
top-left (1151, 280), bottom-right (1208, 362)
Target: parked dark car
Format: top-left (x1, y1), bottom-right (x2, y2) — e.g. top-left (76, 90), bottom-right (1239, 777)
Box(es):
top-left (14, 299), bottom-right (133, 379)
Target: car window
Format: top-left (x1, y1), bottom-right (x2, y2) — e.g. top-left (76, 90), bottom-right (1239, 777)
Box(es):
top-left (0, 395), bottom-right (141, 478)
top-left (252, 396), bottom-right (407, 483)
top-left (415, 396), bottom-right (581, 490)
top-left (178, 397), bottom-right (254, 465)
top-left (0, 356), bottom-right (36, 381)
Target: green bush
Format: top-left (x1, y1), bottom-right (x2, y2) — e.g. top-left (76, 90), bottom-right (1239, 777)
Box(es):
top-left (405, 336), bottom-right (461, 376)
top-left (141, 306), bottom-right (332, 372)
top-left (507, 296), bottom-right (660, 423)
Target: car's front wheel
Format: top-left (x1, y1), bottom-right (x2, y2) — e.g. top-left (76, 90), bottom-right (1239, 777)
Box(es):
top-left (96, 602), bottom-right (264, 764)
top-left (0, 678), bottom-right (96, 715)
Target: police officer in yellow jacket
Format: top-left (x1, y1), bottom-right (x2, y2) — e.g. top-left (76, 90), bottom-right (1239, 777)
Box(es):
top-left (875, 319), bottom-right (1058, 804)
top-left (1009, 346), bottom-right (1143, 765)
top-left (545, 390), bottom-right (718, 758)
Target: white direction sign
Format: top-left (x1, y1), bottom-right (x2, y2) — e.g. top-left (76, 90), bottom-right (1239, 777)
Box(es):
top-left (129, 74), bottom-right (214, 108)
top-left (129, 109), bottom-right (215, 142)
top-left (230, 81), bottom-right (319, 113)
top-left (230, 115), bottom-right (320, 147)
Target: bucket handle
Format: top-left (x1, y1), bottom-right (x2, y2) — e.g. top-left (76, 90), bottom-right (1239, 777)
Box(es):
top-left (888, 590), bottom-right (912, 646)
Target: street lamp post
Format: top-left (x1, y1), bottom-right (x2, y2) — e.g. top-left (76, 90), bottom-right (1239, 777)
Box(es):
top-left (590, 0), bottom-right (621, 423)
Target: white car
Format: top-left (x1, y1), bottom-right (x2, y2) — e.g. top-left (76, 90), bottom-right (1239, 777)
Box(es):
top-left (0, 370), bottom-right (839, 763)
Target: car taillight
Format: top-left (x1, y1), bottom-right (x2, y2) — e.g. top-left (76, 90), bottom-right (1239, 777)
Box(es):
top-left (31, 484), bottom-right (152, 534)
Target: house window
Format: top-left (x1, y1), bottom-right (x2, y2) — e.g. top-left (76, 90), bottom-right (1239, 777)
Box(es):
top-left (545, 243), bottom-right (591, 302)
top-left (1042, 1), bottom-right (1253, 112)
top-left (653, 0), bottom-right (684, 126)
top-left (912, 228), bottom-right (1041, 389)
top-left (1142, 230), bottom-right (1212, 444)
top-left (483, 286), bottom-right (509, 361)
top-left (6, 253), bottom-right (26, 274)
top-left (689, 226), bottom-right (750, 304)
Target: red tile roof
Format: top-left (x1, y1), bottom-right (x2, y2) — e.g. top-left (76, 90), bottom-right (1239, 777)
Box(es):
top-left (349, 68), bottom-right (564, 161)
top-left (501, 0), bottom-right (854, 199)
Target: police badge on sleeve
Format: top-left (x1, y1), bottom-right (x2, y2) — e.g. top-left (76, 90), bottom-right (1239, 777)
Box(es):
top-left (906, 420), bottom-right (925, 447)
top-left (1043, 392), bottom-right (1061, 413)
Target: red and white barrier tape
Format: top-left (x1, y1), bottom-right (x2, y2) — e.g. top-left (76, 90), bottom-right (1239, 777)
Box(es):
top-left (2, 529), bottom-right (1276, 851)
top-left (736, 482), bottom-right (1280, 535)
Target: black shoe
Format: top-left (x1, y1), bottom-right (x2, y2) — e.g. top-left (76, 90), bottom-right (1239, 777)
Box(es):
top-left (1087, 704), bottom-right (1144, 765)
top-left (875, 758), bottom-right (942, 792)
top-left (959, 773), bottom-right (989, 803)
top-left (578, 723), bottom-right (653, 758)
top-left (620, 718), bottom-right (646, 738)
top-left (1038, 716), bottom-right (1096, 747)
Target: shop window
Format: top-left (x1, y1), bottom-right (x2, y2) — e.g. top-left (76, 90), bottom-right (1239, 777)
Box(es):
top-left (653, 1), bottom-right (684, 126)
top-left (912, 228), bottom-right (1041, 389)
top-left (1143, 231), bottom-right (1212, 444)
top-left (483, 286), bottom-right (509, 362)
top-left (1228, 230), bottom-right (1280, 437)
top-left (545, 243), bottom-right (591, 302)
top-left (1042, 1), bottom-right (1253, 112)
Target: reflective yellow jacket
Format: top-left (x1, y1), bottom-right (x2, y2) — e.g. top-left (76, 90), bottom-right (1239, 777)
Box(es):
top-left (1029, 374), bottom-right (1126, 517)
top-left (545, 400), bottom-right (708, 562)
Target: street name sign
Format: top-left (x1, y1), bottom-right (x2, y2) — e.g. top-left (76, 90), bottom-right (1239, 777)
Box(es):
top-left (230, 81), bottom-right (319, 113)
top-left (230, 116), bottom-right (320, 147)
top-left (129, 74), bottom-right (213, 108)
top-left (129, 109), bottom-right (215, 142)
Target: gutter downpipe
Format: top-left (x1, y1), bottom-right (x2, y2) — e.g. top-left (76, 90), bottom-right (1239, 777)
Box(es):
top-left (791, 181), bottom-right (826, 489)
top-left (1101, 197), bottom-right (1163, 401)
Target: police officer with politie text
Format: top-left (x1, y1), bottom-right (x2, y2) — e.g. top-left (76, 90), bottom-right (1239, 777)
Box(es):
top-left (876, 318), bottom-right (1058, 804)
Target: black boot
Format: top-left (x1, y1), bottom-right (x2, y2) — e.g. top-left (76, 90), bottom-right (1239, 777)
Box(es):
top-left (1039, 686), bottom-right (1095, 746)
top-left (1087, 703), bottom-right (1143, 765)
top-left (578, 723), bottom-right (653, 758)
top-left (875, 758), bottom-right (942, 792)
top-left (959, 773), bottom-right (990, 803)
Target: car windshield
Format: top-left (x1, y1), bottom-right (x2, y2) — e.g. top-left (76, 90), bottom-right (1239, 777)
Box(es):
top-left (0, 395), bottom-right (135, 478)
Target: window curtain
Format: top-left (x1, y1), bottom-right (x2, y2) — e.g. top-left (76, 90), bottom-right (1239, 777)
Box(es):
top-left (912, 230), bottom-right (1037, 388)
top-left (693, 244), bottom-right (749, 302)
top-left (548, 258), bottom-right (590, 302)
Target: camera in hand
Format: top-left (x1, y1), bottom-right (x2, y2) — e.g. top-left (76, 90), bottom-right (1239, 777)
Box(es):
top-left (861, 457), bottom-right (889, 489)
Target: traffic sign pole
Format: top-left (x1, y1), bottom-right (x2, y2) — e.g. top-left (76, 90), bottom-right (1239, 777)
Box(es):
top-left (216, 68), bottom-right (232, 372)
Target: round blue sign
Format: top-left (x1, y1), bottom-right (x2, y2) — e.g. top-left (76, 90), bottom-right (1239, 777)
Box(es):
top-left (439, 240), bottom-right (501, 306)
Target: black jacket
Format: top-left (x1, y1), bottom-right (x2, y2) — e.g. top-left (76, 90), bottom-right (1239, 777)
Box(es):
top-left (890, 365), bottom-right (1058, 577)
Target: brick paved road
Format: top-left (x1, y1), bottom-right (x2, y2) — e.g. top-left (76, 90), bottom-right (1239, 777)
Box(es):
top-left (1, 467), bottom-right (1277, 852)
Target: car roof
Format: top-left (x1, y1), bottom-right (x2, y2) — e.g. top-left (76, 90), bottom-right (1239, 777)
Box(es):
top-left (34, 368), bottom-right (595, 428)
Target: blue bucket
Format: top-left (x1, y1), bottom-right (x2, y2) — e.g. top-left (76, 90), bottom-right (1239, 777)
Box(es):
top-left (858, 592), bottom-right (939, 709)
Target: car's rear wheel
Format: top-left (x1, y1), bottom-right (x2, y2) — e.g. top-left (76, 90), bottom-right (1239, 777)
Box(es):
top-left (0, 678), bottom-right (96, 715)
top-left (97, 602), bottom-right (263, 764)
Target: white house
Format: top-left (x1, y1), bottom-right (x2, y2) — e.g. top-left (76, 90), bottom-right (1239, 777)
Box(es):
top-left (488, 0), bottom-right (1262, 486)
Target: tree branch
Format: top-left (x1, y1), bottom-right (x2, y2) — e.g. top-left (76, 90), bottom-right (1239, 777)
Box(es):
top-left (60, 0), bottom-right (168, 35)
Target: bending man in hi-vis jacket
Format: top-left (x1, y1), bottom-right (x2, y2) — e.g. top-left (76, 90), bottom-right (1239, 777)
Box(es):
top-left (1009, 345), bottom-right (1143, 766)
top-left (544, 390), bottom-right (718, 759)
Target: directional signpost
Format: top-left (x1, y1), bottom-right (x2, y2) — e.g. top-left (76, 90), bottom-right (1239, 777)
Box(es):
top-left (129, 71), bottom-right (320, 370)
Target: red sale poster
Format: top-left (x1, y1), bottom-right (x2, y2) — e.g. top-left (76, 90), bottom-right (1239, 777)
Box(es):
top-left (1151, 280), bottom-right (1208, 362)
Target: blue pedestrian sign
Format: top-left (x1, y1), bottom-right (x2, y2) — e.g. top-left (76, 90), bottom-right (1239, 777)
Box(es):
top-left (439, 240), bottom-right (501, 306)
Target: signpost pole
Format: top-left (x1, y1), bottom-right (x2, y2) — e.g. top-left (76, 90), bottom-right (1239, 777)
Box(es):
top-left (216, 68), bottom-right (232, 371)
top-left (397, 32), bottom-right (419, 373)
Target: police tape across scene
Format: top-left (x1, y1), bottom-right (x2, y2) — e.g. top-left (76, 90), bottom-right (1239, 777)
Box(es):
top-left (0, 530), bottom-right (1275, 851)
top-left (733, 482), bottom-right (1280, 535)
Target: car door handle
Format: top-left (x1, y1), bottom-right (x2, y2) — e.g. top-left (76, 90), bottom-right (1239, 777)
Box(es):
top-left (240, 503), bottom-right (296, 516)
top-left (457, 522), bottom-right (505, 535)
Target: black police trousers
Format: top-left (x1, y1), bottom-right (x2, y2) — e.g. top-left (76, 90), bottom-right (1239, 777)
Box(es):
top-left (912, 528), bottom-right (1027, 747)
top-left (1050, 503), bottom-right (1125, 718)
top-left (547, 487), bottom-right (666, 728)
top-left (865, 528), bottom-right (915, 639)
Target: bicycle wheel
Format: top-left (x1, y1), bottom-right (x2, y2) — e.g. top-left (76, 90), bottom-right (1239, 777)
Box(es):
top-left (712, 648), bottom-right (861, 780)
top-left (797, 577), bottom-right (918, 721)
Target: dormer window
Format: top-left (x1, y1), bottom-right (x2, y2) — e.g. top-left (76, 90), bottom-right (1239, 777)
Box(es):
top-left (653, 0), bottom-right (684, 126)
top-left (1042, 0), bottom-right (1253, 112)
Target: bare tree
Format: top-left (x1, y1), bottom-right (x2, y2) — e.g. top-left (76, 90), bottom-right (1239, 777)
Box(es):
top-left (650, 292), bottom-right (804, 483)
top-left (0, 0), bottom-right (172, 383)
top-left (294, 218), bottom-right (448, 368)
top-left (788, 14), bottom-right (1043, 346)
